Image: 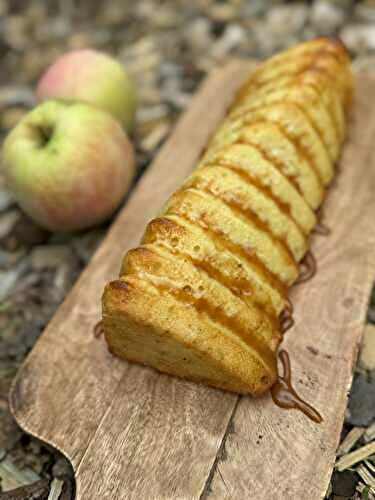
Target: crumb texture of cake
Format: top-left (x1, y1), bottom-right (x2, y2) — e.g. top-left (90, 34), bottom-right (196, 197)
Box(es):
top-left (102, 37), bottom-right (353, 396)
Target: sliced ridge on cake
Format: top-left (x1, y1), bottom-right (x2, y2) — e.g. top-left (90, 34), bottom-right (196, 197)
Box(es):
top-left (102, 37), bottom-right (353, 395)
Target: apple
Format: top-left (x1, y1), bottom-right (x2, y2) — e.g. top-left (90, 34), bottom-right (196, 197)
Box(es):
top-left (36, 49), bottom-right (137, 133)
top-left (1, 100), bottom-right (135, 232)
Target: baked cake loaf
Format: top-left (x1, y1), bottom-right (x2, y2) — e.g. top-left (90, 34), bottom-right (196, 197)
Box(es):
top-left (102, 38), bottom-right (353, 395)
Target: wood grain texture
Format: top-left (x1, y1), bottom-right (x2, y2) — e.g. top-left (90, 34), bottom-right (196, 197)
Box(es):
top-left (8, 64), bottom-right (375, 500)
top-left (9, 61), bottom-right (252, 499)
top-left (208, 73), bottom-right (375, 500)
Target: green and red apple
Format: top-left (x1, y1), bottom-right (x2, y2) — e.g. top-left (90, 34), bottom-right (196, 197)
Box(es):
top-left (36, 49), bottom-right (137, 133)
top-left (1, 100), bottom-right (135, 232)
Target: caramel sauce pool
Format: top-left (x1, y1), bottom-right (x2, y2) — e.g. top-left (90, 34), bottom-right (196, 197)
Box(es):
top-left (271, 350), bottom-right (323, 424)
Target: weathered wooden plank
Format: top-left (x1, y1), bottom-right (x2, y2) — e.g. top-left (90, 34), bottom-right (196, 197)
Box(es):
top-left (208, 74), bottom-right (375, 500)
top-left (75, 371), bottom-right (236, 499)
top-left (9, 61), bottom-right (253, 499)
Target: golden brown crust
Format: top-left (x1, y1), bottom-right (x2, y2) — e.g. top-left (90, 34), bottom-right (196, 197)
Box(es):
top-left (102, 38), bottom-right (353, 396)
top-left (104, 278), bottom-right (277, 395)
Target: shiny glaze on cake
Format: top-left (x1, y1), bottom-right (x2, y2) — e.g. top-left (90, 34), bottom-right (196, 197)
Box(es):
top-left (103, 38), bottom-right (353, 397)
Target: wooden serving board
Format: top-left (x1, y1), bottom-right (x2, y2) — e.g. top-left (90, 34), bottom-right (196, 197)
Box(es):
top-left (9, 62), bottom-right (375, 500)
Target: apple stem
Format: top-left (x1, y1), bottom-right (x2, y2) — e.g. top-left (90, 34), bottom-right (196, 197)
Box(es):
top-left (34, 124), bottom-right (54, 147)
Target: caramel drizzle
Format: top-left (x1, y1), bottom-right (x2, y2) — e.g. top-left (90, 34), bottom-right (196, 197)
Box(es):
top-left (295, 74), bottom-right (344, 142)
top-left (187, 180), bottom-right (299, 274)
top-left (240, 48), bottom-right (346, 103)
top-left (234, 45), bottom-right (344, 104)
top-left (314, 222), bottom-right (331, 236)
top-left (314, 206), bottom-right (331, 236)
top-left (166, 205), bottom-right (288, 299)
top-left (283, 101), bottom-right (333, 163)
top-left (285, 296), bottom-right (294, 314)
top-left (241, 76), bottom-right (341, 129)
top-left (279, 298), bottom-right (295, 334)
top-left (147, 216), bottom-right (283, 315)
top-left (210, 160), bottom-right (308, 238)
top-left (131, 266), bottom-right (276, 372)
top-left (235, 109), bottom-right (326, 187)
top-left (232, 48), bottom-right (347, 155)
top-left (208, 117), bottom-right (323, 199)
top-left (168, 210), bottom-right (287, 298)
top-left (304, 78), bottom-right (345, 139)
top-left (247, 60), bottom-right (343, 102)
top-left (257, 41), bottom-right (346, 74)
top-left (271, 350), bottom-right (323, 423)
top-left (228, 114), bottom-right (325, 190)
top-left (295, 251), bottom-right (317, 285)
top-left (145, 218), bottom-right (277, 313)
top-left (235, 99), bottom-right (334, 165)
top-left (294, 72), bottom-right (341, 144)
top-left (235, 134), bottom-right (304, 197)
top-left (242, 85), bottom-right (338, 157)
top-left (151, 239), bottom-right (278, 326)
top-left (279, 308), bottom-right (295, 335)
top-left (144, 218), bottom-right (279, 322)
top-left (93, 320), bottom-right (104, 338)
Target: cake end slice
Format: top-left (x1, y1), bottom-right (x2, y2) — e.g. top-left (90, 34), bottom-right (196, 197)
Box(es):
top-left (103, 277), bottom-right (278, 395)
